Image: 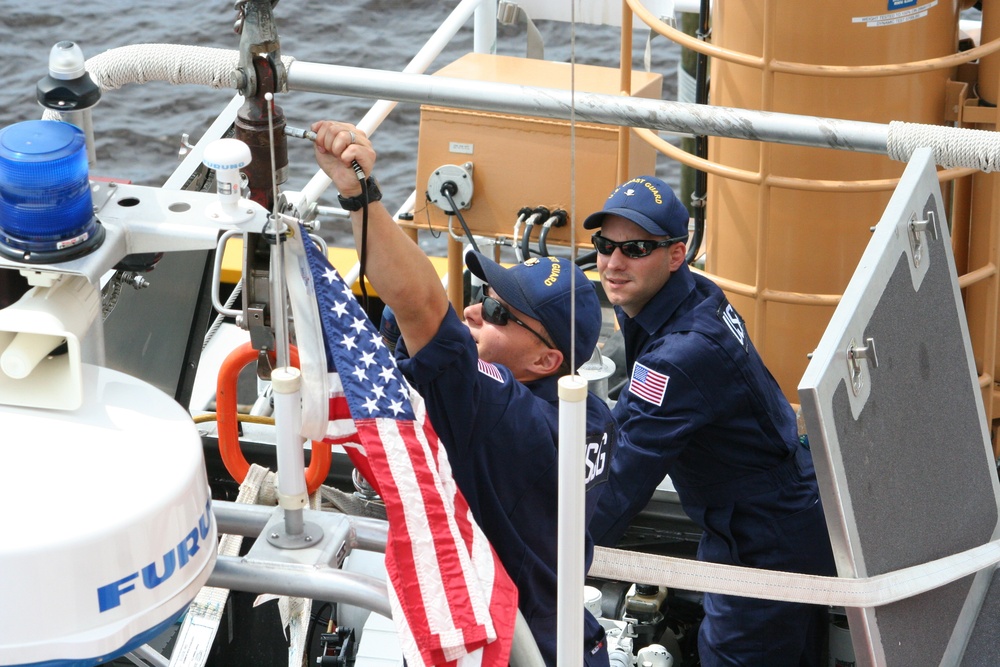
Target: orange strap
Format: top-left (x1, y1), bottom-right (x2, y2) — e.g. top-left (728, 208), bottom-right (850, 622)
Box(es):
top-left (216, 342), bottom-right (332, 494)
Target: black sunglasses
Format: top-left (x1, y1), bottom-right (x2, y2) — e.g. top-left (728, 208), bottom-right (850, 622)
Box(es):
top-left (591, 232), bottom-right (688, 259)
top-left (479, 291), bottom-right (556, 350)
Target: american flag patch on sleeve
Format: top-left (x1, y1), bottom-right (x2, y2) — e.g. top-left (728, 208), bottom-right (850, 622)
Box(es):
top-left (629, 362), bottom-right (669, 406)
top-left (478, 358), bottom-right (505, 384)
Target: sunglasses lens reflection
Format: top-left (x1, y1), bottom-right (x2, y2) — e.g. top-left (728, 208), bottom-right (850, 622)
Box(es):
top-left (625, 242), bottom-right (654, 258)
top-left (480, 295), bottom-right (508, 326)
top-left (592, 234), bottom-right (654, 258)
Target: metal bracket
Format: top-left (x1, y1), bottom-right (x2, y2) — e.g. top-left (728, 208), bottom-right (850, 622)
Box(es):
top-left (848, 336), bottom-right (878, 396)
top-left (497, 1), bottom-right (544, 59)
top-left (255, 345), bottom-right (273, 381)
top-left (265, 520), bottom-right (326, 550)
top-left (908, 210), bottom-right (938, 268)
top-left (233, 0), bottom-right (287, 97)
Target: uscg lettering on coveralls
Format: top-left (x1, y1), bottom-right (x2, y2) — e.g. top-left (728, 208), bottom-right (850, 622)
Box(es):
top-left (629, 362), bottom-right (669, 406)
top-left (718, 301), bottom-right (749, 352)
top-left (585, 430), bottom-right (614, 489)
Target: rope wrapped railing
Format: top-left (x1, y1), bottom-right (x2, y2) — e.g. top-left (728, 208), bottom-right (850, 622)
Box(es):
top-left (888, 121), bottom-right (1000, 173)
top-left (61, 44), bottom-right (1000, 173)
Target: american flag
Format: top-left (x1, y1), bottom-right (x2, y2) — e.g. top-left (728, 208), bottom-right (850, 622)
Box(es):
top-left (629, 361), bottom-right (669, 406)
top-left (295, 227), bottom-right (518, 666)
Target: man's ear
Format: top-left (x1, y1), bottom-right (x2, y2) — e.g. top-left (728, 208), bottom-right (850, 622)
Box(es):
top-left (668, 242), bottom-right (687, 271)
top-left (529, 347), bottom-right (565, 377)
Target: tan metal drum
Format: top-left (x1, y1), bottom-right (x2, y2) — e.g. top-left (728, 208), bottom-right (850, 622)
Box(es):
top-left (706, 0), bottom-right (959, 400)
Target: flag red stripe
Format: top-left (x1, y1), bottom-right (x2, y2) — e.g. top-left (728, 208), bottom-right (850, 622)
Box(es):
top-left (415, 418), bottom-right (494, 656)
top-left (357, 419), bottom-right (489, 663)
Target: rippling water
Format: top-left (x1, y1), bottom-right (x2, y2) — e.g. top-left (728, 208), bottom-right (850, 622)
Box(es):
top-left (0, 1), bottom-right (680, 242)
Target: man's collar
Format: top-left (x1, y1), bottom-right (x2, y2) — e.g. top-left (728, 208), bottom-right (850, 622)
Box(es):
top-left (627, 263), bottom-right (696, 334)
top-left (524, 372), bottom-right (561, 400)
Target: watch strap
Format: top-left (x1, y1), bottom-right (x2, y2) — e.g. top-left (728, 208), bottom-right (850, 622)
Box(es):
top-left (338, 175), bottom-right (382, 212)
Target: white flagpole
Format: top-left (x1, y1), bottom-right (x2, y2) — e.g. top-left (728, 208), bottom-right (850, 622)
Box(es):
top-left (557, 375), bottom-right (589, 665)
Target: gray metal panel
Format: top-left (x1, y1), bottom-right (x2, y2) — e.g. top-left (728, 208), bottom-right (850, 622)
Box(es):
top-left (798, 147), bottom-right (1000, 666)
top-left (960, 567), bottom-right (1000, 666)
top-left (102, 249), bottom-right (212, 400)
top-left (103, 99), bottom-right (241, 402)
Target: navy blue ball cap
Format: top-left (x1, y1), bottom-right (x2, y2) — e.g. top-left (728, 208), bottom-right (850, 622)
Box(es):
top-left (583, 175), bottom-right (689, 238)
top-left (465, 251), bottom-right (602, 370)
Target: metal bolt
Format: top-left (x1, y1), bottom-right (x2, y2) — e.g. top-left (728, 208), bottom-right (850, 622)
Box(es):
top-left (231, 69), bottom-right (247, 91)
top-left (270, 532), bottom-right (279, 539)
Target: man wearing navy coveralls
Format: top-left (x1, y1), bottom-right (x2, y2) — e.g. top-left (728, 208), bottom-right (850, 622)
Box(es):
top-left (585, 175), bottom-right (837, 666)
top-left (311, 119), bottom-right (614, 666)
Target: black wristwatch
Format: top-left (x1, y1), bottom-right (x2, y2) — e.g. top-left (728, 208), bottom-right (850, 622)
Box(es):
top-left (337, 175), bottom-right (382, 211)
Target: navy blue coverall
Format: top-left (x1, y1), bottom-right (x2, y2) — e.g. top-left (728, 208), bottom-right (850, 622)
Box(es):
top-left (399, 308), bottom-right (615, 666)
top-left (589, 263), bottom-right (836, 667)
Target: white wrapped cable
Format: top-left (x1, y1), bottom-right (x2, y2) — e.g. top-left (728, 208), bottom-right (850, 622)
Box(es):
top-left (84, 44), bottom-right (294, 92)
top-left (40, 44), bottom-right (295, 124)
top-left (887, 121), bottom-right (1000, 172)
top-left (41, 44), bottom-right (293, 122)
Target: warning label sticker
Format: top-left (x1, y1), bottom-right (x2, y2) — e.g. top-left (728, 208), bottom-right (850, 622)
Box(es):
top-left (853, 0), bottom-right (936, 27)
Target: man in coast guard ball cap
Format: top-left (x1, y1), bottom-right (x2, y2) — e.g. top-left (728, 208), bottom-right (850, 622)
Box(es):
top-left (464, 251), bottom-right (602, 373)
top-left (584, 175), bottom-right (836, 667)
top-left (311, 119), bottom-right (615, 666)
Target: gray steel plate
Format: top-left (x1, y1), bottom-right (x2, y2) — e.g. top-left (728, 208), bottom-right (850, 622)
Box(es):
top-left (798, 147), bottom-right (1000, 666)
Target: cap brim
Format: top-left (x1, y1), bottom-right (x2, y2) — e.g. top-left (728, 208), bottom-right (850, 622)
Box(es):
top-left (465, 251), bottom-right (537, 319)
top-left (582, 207), bottom-right (670, 236)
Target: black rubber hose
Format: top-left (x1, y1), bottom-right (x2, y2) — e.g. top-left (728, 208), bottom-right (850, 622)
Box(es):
top-left (441, 184), bottom-right (480, 253)
top-left (520, 214), bottom-right (538, 260)
top-left (686, 0), bottom-right (710, 265)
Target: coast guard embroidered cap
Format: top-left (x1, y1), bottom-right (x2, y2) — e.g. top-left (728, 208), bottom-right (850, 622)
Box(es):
top-left (583, 175), bottom-right (689, 239)
top-left (466, 251), bottom-right (601, 370)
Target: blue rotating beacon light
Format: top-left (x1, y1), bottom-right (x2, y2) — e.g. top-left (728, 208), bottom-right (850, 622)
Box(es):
top-left (0, 41), bottom-right (105, 264)
top-left (0, 119), bottom-right (105, 263)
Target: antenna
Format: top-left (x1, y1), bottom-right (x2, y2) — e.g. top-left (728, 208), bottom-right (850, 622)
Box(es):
top-left (261, 94), bottom-right (324, 549)
top-left (202, 138), bottom-right (255, 224)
